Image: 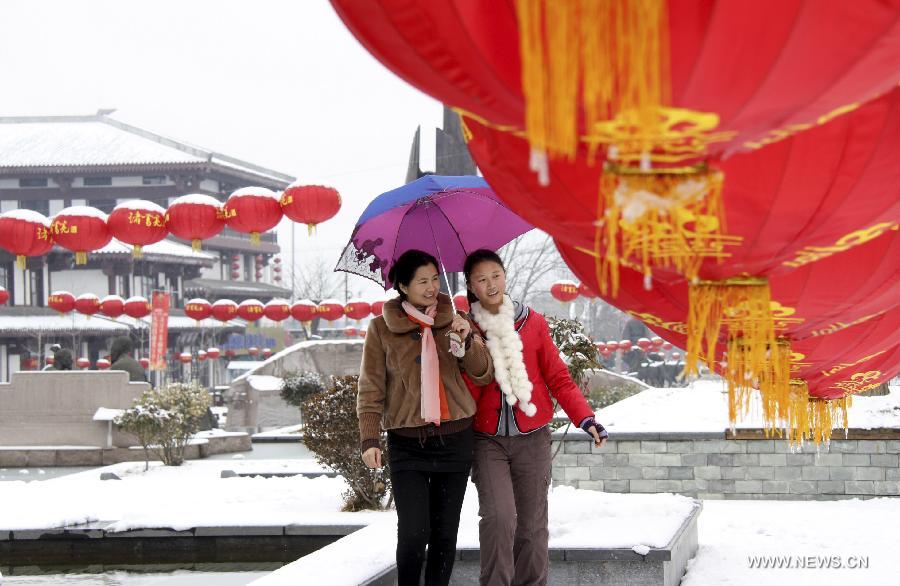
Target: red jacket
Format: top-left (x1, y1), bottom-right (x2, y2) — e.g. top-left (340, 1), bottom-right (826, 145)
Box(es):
top-left (465, 308), bottom-right (594, 435)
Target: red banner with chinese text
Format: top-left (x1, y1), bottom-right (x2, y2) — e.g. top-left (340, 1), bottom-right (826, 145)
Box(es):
top-left (150, 291), bottom-right (170, 371)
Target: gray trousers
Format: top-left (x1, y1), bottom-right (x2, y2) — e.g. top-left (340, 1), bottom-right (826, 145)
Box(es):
top-left (471, 427), bottom-right (552, 586)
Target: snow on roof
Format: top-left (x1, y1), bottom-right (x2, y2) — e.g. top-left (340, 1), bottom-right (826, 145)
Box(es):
top-left (0, 208), bottom-right (50, 225)
top-left (0, 115), bottom-right (294, 185)
top-left (95, 237), bottom-right (216, 261)
top-left (0, 313), bottom-right (130, 334)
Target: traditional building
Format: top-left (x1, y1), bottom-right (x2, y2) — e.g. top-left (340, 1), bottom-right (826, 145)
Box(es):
top-left (0, 110), bottom-right (294, 382)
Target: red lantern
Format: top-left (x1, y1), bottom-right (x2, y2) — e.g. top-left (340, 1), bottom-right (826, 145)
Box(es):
top-left (184, 298), bottom-right (213, 322)
top-left (100, 295), bottom-right (125, 319)
top-left (550, 280), bottom-right (579, 303)
top-left (359, 330), bottom-right (367, 339)
top-left (637, 337), bottom-right (652, 352)
top-left (344, 299), bottom-right (372, 321)
top-left (75, 293), bottom-right (101, 317)
top-left (96, 358), bottom-right (110, 370)
top-left (274, 257), bottom-right (281, 264)
top-left (107, 200), bottom-right (168, 258)
top-left (123, 296), bottom-right (151, 319)
top-left (237, 299), bottom-right (264, 322)
top-left (280, 184), bottom-right (341, 236)
top-left (316, 299), bottom-right (344, 321)
top-left (223, 187), bottom-right (283, 245)
top-left (262, 348), bottom-right (273, 359)
top-left (291, 299), bottom-right (317, 323)
top-left (139, 357), bottom-right (150, 369)
top-left (198, 350), bottom-right (208, 362)
top-left (46, 356), bottom-right (55, 366)
top-left (231, 271), bottom-right (240, 279)
top-left (371, 300), bottom-right (385, 317)
top-left (76, 357), bottom-right (90, 369)
top-left (0, 286), bottom-right (8, 305)
top-left (0, 209), bottom-right (53, 269)
top-left (651, 337), bottom-right (664, 349)
top-left (595, 342), bottom-right (607, 353)
top-left (274, 276), bottom-right (282, 282)
top-left (225, 349), bottom-right (237, 359)
top-left (606, 341), bottom-right (619, 351)
top-left (255, 271), bottom-right (263, 280)
top-left (578, 283), bottom-right (598, 299)
top-left (273, 266), bottom-right (282, 273)
top-left (178, 352), bottom-right (192, 364)
top-left (345, 326), bottom-right (359, 337)
top-left (619, 340), bottom-right (633, 352)
top-left (51, 206), bottom-right (111, 265)
top-left (662, 342), bottom-right (673, 351)
top-left (49, 291), bottom-right (76, 314)
top-left (166, 194), bottom-right (225, 251)
top-left (206, 347), bottom-right (221, 360)
top-left (211, 299), bottom-right (238, 322)
top-left (264, 299), bottom-right (291, 322)
top-left (600, 348), bottom-right (613, 359)
top-left (248, 347), bottom-right (259, 357)
top-left (671, 352), bottom-right (682, 361)
top-left (453, 291), bottom-right (470, 313)
top-left (231, 262), bottom-right (240, 271)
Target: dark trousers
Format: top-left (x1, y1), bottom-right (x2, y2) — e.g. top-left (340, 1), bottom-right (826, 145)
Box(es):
top-left (471, 427), bottom-right (552, 586)
top-left (391, 468), bottom-right (470, 586)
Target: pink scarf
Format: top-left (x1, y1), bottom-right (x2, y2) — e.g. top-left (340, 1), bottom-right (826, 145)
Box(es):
top-left (401, 301), bottom-right (448, 425)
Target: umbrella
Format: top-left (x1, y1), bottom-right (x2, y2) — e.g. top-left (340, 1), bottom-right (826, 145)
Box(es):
top-left (335, 175), bottom-right (533, 291)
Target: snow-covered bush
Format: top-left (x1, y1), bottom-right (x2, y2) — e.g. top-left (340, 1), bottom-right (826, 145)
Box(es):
top-left (302, 375), bottom-right (390, 511)
top-left (547, 316), bottom-right (602, 390)
top-left (115, 383), bottom-right (212, 467)
top-left (280, 370), bottom-right (326, 408)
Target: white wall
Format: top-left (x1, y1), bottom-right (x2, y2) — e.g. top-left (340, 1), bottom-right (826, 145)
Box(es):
top-left (49, 269), bottom-right (108, 296)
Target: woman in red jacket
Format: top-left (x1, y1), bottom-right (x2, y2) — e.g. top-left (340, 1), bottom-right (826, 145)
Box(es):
top-left (463, 249), bottom-right (608, 586)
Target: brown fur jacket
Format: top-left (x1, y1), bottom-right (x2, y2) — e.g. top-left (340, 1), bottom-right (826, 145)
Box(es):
top-left (357, 293), bottom-right (493, 451)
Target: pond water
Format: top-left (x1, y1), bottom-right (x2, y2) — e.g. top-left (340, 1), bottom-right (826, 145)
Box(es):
top-left (1, 563), bottom-right (279, 585)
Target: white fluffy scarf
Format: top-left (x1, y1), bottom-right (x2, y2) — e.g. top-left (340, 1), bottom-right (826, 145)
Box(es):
top-left (471, 294), bottom-right (537, 417)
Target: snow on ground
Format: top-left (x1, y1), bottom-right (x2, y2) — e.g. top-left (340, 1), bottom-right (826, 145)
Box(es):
top-left (592, 380), bottom-right (900, 433)
top-left (683, 498), bottom-right (900, 586)
top-left (252, 424), bottom-right (303, 439)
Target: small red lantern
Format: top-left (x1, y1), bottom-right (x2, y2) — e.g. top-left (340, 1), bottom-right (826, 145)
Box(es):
top-left (371, 300), bottom-right (385, 317)
top-left (75, 293), bottom-right (101, 317)
top-left (100, 295), bottom-right (125, 319)
top-left (280, 184), bottom-right (341, 236)
top-left (211, 299), bottom-right (238, 322)
top-left (316, 299), bottom-right (344, 321)
top-left (600, 348), bottom-right (613, 359)
top-left (206, 347), bottom-right (221, 360)
top-left (262, 348), bottom-right (273, 359)
top-left (49, 291), bottom-right (76, 314)
top-left (178, 352), bottom-right (193, 364)
top-left (651, 336), bottom-right (664, 349)
top-left (231, 262), bottom-right (240, 271)
top-left (671, 352), bottom-right (682, 361)
top-left (225, 349), bottom-right (237, 359)
top-left (274, 275), bottom-right (282, 282)
top-left (273, 266), bottom-right (282, 273)
top-left (264, 299), bottom-right (291, 322)
top-left (198, 350), bottom-right (208, 362)
top-left (550, 280), bottom-right (579, 303)
top-left (637, 337), bottom-right (652, 352)
top-left (452, 291), bottom-right (470, 313)
top-left (595, 342), bottom-right (607, 353)
top-left (606, 341), bottom-right (619, 351)
top-left (166, 194), bottom-right (225, 251)
top-left (359, 329), bottom-right (367, 339)
top-left (248, 347), bottom-right (259, 357)
top-left (0, 209), bottom-right (54, 269)
top-left (45, 356), bottom-right (55, 366)
top-left (107, 200), bottom-right (168, 257)
top-left (255, 270), bottom-right (263, 280)
top-left (291, 299), bottom-right (317, 323)
top-left (237, 299), bottom-right (264, 322)
top-left (96, 358), bottom-right (111, 370)
top-left (223, 187), bottom-right (283, 245)
top-left (231, 271), bottom-right (240, 279)
top-left (344, 299), bottom-right (372, 321)
top-left (51, 206), bottom-right (112, 265)
top-left (0, 286), bottom-right (8, 305)
top-left (139, 357), bottom-right (150, 369)
top-left (273, 257), bottom-right (281, 264)
top-left (76, 357), bottom-right (90, 369)
top-left (123, 296), bottom-right (151, 319)
top-left (345, 326), bottom-right (359, 337)
top-left (578, 283), bottom-right (598, 299)
top-left (619, 340), bottom-right (633, 352)
top-left (184, 298), bottom-right (213, 322)
top-left (662, 341), bottom-right (674, 351)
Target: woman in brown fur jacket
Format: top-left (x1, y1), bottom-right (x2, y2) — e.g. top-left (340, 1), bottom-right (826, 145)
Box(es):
top-left (359, 249), bottom-right (493, 586)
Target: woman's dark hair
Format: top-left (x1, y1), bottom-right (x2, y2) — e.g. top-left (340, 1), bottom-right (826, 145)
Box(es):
top-left (388, 249), bottom-right (439, 301)
top-left (463, 249), bottom-right (506, 305)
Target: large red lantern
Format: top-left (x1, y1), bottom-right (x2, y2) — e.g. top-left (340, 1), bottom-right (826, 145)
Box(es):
top-left (453, 291), bottom-right (470, 313)
top-left (211, 299), bottom-right (238, 322)
top-left (51, 206), bottom-right (111, 265)
top-left (0, 209), bottom-right (54, 269)
top-left (550, 280), bottom-right (579, 303)
top-left (75, 293), bottom-right (101, 317)
top-left (107, 200), bottom-right (168, 257)
top-left (99, 295), bottom-right (125, 319)
top-left (280, 184), bottom-right (341, 236)
top-left (316, 299), bottom-right (344, 322)
top-left (291, 299), bottom-right (317, 323)
top-left (49, 291), bottom-right (76, 314)
top-left (96, 358), bottom-right (111, 370)
top-left (237, 299), bottom-right (265, 322)
top-left (264, 299), bottom-right (291, 322)
top-left (371, 300), bottom-right (385, 318)
top-left (123, 296), bottom-right (151, 319)
top-left (224, 187), bottom-right (283, 245)
top-left (184, 298), bottom-right (213, 322)
top-left (166, 194), bottom-right (225, 251)
top-left (0, 287), bottom-right (8, 305)
top-left (206, 347), bottom-right (221, 360)
top-left (344, 298), bottom-right (372, 321)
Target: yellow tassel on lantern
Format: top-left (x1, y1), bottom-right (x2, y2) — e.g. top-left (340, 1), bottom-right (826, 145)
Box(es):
top-left (75, 251), bottom-right (87, 265)
top-left (191, 239), bottom-right (202, 252)
top-left (16, 255), bottom-right (26, 270)
top-left (725, 337), bottom-right (792, 435)
top-left (250, 232), bottom-right (261, 246)
top-left (785, 381), bottom-right (851, 447)
top-left (133, 245), bottom-right (143, 259)
top-left (307, 224), bottom-right (317, 237)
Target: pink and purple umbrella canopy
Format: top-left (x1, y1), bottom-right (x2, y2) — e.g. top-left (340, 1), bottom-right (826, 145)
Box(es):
top-left (336, 175), bottom-right (532, 289)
